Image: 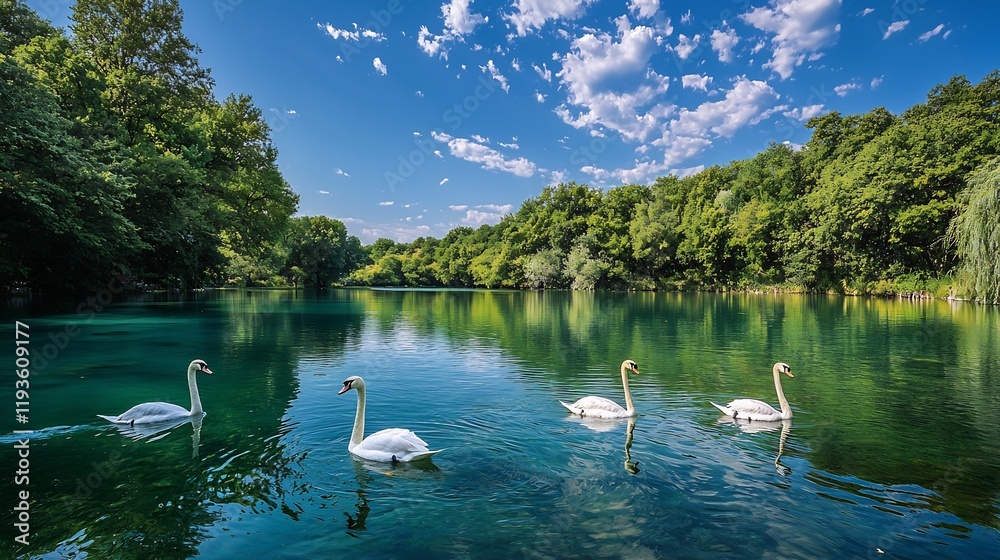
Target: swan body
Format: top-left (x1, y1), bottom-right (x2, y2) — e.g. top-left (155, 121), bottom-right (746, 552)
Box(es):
top-left (98, 359), bottom-right (212, 426)
top-left (339, 376), bottom-right (442, 463)
top-left (561, 360), bottom-right (639, 419)
top-left (711, 362), bottom-right (793, 422)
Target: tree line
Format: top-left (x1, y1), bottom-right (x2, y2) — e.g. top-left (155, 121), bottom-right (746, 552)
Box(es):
top-left (0, 0), bottom-right (364, 292)
top-left (2, 1), bottom-right (998, 302)
top-left (350, 73), bottom-right (1000, 303)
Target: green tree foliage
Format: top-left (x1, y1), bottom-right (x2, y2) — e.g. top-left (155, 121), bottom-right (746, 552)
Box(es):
top-left (949, 158), bottom-right (1000, 303)
top-left (1, 0), bottom-right (304, 292)
top-left (282, 216), bottom-right (354, 288)
top-left (340, 72), bottom-right (1000, 299)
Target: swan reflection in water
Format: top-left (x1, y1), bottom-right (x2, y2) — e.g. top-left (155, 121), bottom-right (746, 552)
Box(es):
top-left (340, 453), bottom-right (442, 536)
top-left (624, 416), bottom-right (639, 475)
top-left (717, 416), bottom-right (793, 475)
top-left (106, 414), bottom-right (204, 457)
top-left (565, 415), bottom-right (641, 475)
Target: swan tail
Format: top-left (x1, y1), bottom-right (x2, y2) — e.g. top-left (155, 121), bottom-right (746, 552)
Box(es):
top-left (407, 449), bottom-right (444, 462)
top-left (710, 402), bottom-right (734, 417)
top-left (559, 401), bottom-right (581, 414)
top-left (97, 414), bottom-right (125, 424)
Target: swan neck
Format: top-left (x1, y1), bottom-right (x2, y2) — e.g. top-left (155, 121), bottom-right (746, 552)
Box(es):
top-left (188, 364), bottom-right (202, 415)
top-left (773, 369), bottom-right (791, 418)
top-left (621, 363), bottom-right (635, 415)
top-left (350, 385), bottom-right (366, 447)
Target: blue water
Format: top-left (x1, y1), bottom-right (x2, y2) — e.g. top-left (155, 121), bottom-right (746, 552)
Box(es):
top-left (2, 289), bottom-right (999, 558)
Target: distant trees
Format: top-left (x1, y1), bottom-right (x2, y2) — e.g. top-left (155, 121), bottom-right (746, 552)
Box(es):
top-left (349, 72), bottom-right (1000, 300)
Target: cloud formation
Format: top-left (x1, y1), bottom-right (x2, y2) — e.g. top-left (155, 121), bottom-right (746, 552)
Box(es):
top-left (740, 0), bottom-right (842, 79)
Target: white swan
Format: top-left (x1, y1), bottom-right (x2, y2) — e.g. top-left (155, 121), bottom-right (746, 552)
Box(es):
top-left (711, 362), bottom-right (794, 422)
top-left (560, 360), bottom-right (639, 419)
top-left (338, 376), bottom-right (442, 463)
top-left (98, 359), bottom-right (212, 426)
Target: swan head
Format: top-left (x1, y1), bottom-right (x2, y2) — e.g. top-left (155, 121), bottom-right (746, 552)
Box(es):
top-left (622, 360), bottom-right (640, 375)
top-left (773, 362), bottom-right (793, 378)
top-left (338, 375), bottom-right (365, 395)
top-left (190, 359), bottom-right (212, 375)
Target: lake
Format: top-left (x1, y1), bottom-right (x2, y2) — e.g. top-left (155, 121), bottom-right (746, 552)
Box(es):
top-left (2, 288), bottom-right (999, 559)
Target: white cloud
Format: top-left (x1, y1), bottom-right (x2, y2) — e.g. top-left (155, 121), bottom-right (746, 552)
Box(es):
top-left (416, 90), bottom-right (425, 97)
top-left (834, 81), bottom-right (861, 96)
top-left (318, 190), bottom-right (331, 195)
top-left (586, 77), bottom-right (781, 184)
top-left (740, 0), bottom-right (842, 80)
top-left (477, 203), bottom-right (514, 213)
top-left (317, 22), bottom-right (387, 42)
top-left (449, 205), bottom-right (469, 211)
top-left (506, 0), bottom-right (596, 37)
top-left (499, 141), bottom-right (519, 149)
top-left (782, 104), bottom-right (825, 120)
top-left (882, 20), bottom-right (909, 40)
top-left (861, 8), bottom-right (874, 16)
top-left (535, 92), bottom-right (546, 102)
top-left (472, 134), bottom-right (490, 143)
top-left (870, 76), bottom-right (883, 88)
top-left (711, 25), bottom-right (740, 63)
top-left (439, 178), bottom-right (450, 186)
top-left (461, 210), bottom-right (504, 225)
top-left (555, 22), bottom-right (673, 142)
top-left (418, 0), bottom-right (489, 59)
top-left (681, 74), bottom-right (713, 91)
top-left (918, 23), bottom-right (945, 42)
top-left (373, 57), bottom-right (387, 75)
top-left (480, 59), bottom-right (510, 92)
top-left (335, 55), bottom-right (343, 63)
top-left (668, 78), bottom-right (780, 140)
top-left (533, 62), bottom-right (552, 82)
top-left (417, 26), bottom-right (449, 58)
top-left (681, 10), bottom-right (692, 24)
top-left (434, 150), bottom-right (443, 158)
top-left (379, 201), bottom-right (394, 206)
top-left (432, 132), bottom-right (537, 177)
top-left (674, 33), bottom-right (700, 59)
top-left (443, 0), bottom-right (488, 34)
top-left (628, 0), bottom-right (659, 19)
top-left (334, 168), bottom-right (351, 177)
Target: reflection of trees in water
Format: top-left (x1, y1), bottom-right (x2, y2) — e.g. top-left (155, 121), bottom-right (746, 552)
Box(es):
top-left (371, 289), bottom-right (1000, 531)
top-left (7, 289), bottom-right (365, 559)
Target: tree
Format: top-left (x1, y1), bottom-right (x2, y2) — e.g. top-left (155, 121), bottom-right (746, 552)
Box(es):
top-left (283, 216), bottom-right (349, 287)
top-left (949, 158), bottom-right (1000, 303)
top-left (0, 12), bottom-right (139, 291)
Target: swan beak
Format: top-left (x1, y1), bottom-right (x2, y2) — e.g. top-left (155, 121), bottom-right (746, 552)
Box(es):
top-left (338, 381), bottom-right (352, 395)
top-left (785, 370), bottom-right (794, 378)
top-left (202, 366), bottom-right (213, 375)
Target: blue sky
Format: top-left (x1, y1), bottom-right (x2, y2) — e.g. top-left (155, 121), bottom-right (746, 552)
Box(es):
top-left (28, 0), bottom-right (1000, 244)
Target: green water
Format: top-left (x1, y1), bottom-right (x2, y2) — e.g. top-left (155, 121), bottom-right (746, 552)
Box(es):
top-left (2, 289), bottom-right (999, 559)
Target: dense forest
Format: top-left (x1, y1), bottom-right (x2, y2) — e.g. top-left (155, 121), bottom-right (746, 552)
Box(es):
top-left (349, 76), bottom-right (1000, 303)
top-left (2, 1), bottom-right (999, 302)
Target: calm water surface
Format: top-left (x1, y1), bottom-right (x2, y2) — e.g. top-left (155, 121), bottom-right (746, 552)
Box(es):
top-left (2, 289), bottom-right (999, 559)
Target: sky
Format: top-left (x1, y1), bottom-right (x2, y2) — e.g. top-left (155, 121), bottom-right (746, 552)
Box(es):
top-left (27, 0), bottom-right (1000, 244)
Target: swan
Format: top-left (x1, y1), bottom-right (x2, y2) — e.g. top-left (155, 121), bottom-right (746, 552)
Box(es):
top-left (98, 359), bottom-right (212, 426)
top-left (338, 376), bottom-right (442, 463)
top-left (560, 360), bottom-right (639, 419)
top-left (711, 362), bottom-right (794, 422)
